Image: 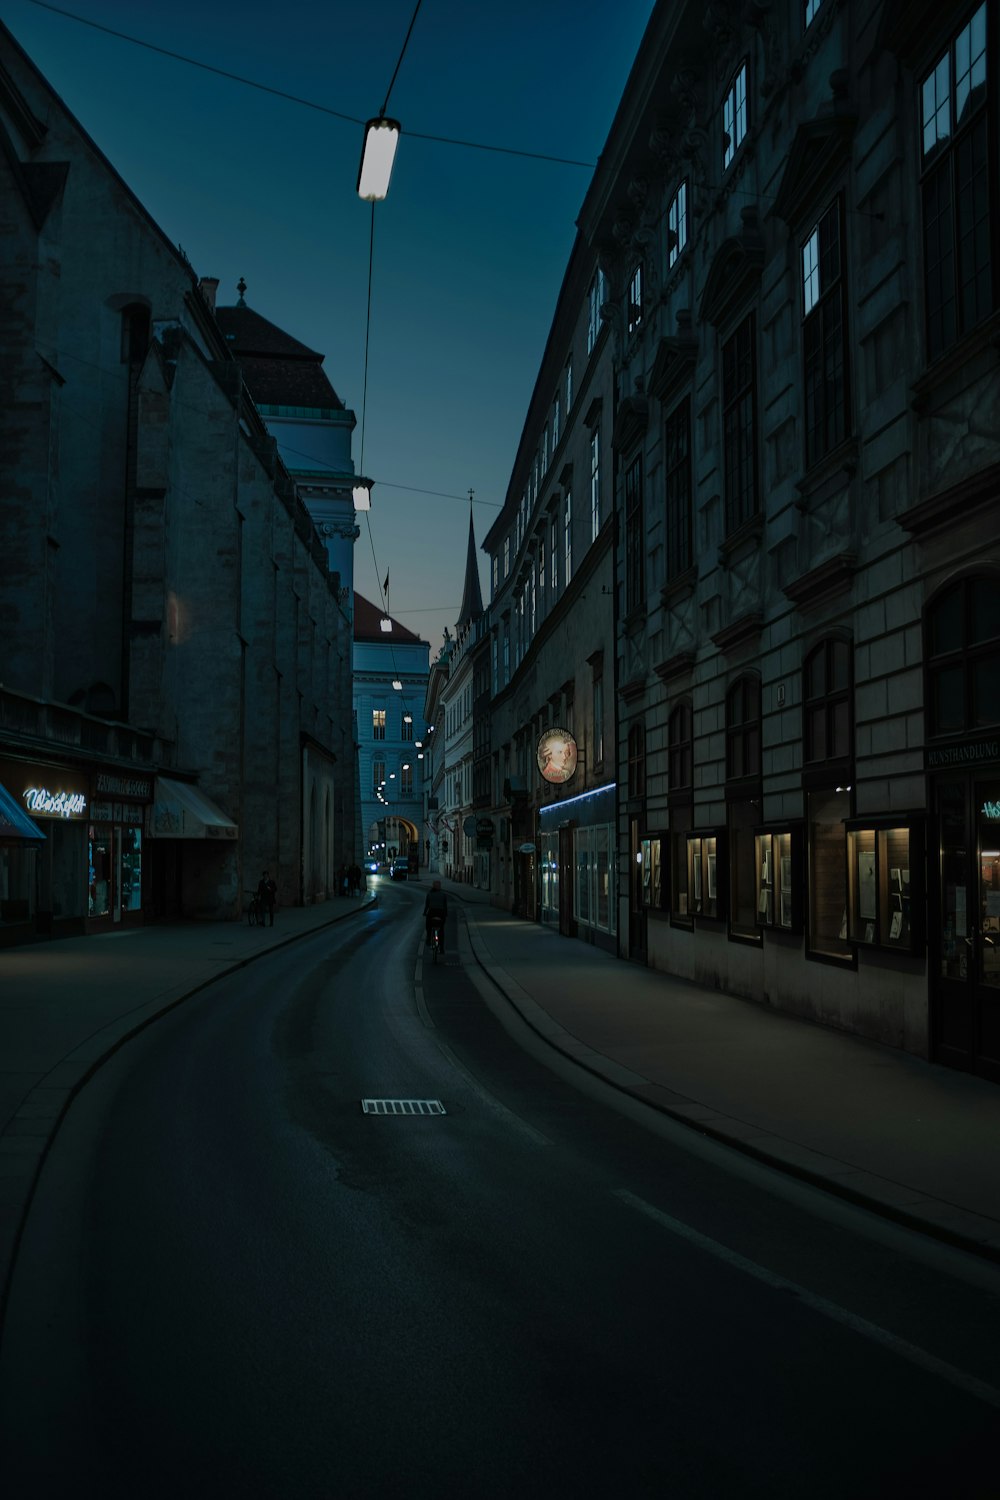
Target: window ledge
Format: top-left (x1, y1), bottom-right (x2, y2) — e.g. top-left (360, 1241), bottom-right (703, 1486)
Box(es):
top-left (718, 511), bottom-right (763, 566)
top-left (795, 436), bottom-right (859, 507)
top-left (654, 649), bottom-right (697, 685)
top-left (660, 564), bottom-right (697, 606)
top-left (711, 610), bottom-right (763, 653)
top-left (910, 309), bottom-right (1000, 412)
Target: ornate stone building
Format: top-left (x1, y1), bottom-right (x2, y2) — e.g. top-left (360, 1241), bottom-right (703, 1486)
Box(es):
top-left (582, 0), bottom-right (1000, 1073)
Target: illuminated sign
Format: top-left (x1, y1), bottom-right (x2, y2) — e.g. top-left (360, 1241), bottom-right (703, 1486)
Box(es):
top-left (23, 787), bottom-right (87, 818)
top-left (983, 800), bottom-right (1000, 820)
top-left (537, 727), bottom-right (578, 785)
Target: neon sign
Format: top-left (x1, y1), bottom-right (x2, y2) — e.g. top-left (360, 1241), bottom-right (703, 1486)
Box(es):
top-left (983, 800), bottom-right (1000, 820)
top-left (23, 787), bottom-right (87, 818)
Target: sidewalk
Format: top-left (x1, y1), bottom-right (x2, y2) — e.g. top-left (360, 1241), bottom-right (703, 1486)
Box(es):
top-left (421, 874), bottom-right (1000, 1263)
top-left (2, 874), bottom-right (1000, 1331)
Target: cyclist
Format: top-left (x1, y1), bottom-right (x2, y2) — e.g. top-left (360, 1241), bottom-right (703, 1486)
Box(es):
top-left (423, 879), bottom-right (448, 954)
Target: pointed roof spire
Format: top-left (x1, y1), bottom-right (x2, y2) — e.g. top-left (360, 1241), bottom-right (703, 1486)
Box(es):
top-left (236, 276), bottom-right (247, 307)
top-left (456, 492), bottom-right (484, 629)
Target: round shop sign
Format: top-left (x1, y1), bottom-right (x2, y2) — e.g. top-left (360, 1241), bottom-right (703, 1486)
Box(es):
top-left (536, 727), bottom-right (578, 785)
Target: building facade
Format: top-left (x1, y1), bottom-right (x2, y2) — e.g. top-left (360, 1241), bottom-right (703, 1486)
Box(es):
top-left (483, 233), bottom-right (619, 947)
top-left (353, 594), bottom-right (429, 869)
top-left (579, 0), bottom-right (1000, 1075)
top-left (0, 22), bottom-right (356, 940)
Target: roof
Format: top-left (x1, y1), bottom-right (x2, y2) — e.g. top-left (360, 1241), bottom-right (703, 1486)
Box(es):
top-left (354, 592), bottom-right (423, 644)
top-left (215, 304), bottom-right (344, 410)
top-left (456, 508), bottom-right (484, 628)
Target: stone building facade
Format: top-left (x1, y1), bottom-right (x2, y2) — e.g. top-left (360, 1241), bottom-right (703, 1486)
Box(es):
top-left (0, 22), bottom-right (356, 940)
top-left (579, 0), bottom-right (1000, 1074)
top-left (483, 231), bottom-right (619, 947)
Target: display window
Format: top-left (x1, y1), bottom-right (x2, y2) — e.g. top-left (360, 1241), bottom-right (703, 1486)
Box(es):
top-left (539, 830), bottom-right (559, 926)
top-left (573, 823), bottom-right (616, 934)
top-left (806, 787), bottom-right (853, 962)
top-left (686, 830), bottom-right (723, 920)
top-left (640, 835), bottom-right (666, 911)
top-left (846, 817), bottom-right (923, 954)
top-left (755, 825), bottom-right (803, 934)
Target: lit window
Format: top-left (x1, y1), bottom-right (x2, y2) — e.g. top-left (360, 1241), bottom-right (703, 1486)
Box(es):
top-left (723, 61), bottom-right (748, 170)
top-left (372, 709), bottom-right (386, 740)
top-left (802, 199), bottom-right (849, 466)
top-left (667, 180), bottom-right (688, 268)
top-left (805, 0), bottom-right (821, 23)
top-left (587, 269), bottom-right (605, 354)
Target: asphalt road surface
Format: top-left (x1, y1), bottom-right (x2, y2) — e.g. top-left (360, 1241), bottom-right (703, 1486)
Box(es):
top-left (1, 884), bottom-right (998, 1497)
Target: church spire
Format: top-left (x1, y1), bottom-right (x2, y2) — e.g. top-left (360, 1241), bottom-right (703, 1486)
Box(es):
top-left (456, 492), bottom-right (484, 629)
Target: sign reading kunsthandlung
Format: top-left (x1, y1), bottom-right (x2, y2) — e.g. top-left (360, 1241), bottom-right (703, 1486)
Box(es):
top-left (926, 737), bottom-right (1000, 770)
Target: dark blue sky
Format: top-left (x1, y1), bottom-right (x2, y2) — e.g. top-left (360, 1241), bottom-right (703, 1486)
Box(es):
top-left (8, 0), bottom-right (656, 652)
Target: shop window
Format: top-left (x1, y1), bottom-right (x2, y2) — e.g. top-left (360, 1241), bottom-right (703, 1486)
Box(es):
top-left (573, 824), bottom-right (616, 934)
top-left (686, 830), bottom-right (723, 920)
top-left (728, 799), bottom-right (761, 941)
top-left (806, 787), bottom-right (853, 961)
top-left (925, 575), bottom-right (1000, 736)
top-left (641, 835), bottom-right (666, 911)
top-left (755, 826), bottom-right (804, 933)
top-left (846, 818), bottom-right (924, 954)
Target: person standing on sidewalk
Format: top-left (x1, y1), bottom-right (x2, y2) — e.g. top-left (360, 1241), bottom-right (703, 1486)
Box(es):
top-left (257, 870), bottom-right (277, 927)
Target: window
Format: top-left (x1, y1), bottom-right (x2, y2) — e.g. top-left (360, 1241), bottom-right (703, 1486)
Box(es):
top-left (401, 715), bottom-right (413, 741)
top-left (491, 556), bottom-right (498, 595)
top-left (627, 263), bottom-right (644, 334)
top-left (542, 426), bottom-right (549, 472)
top-left (553, 396), bottom-right (561, 448)
top-left (723, 61), bottom-right (748, 170)
top-left (590, 430), bottom-right (601, 541)
top-left (502, 627), bottom-right (509, 684)
top-left (538, 538), bottom-right (545, 598)
top-left (566, 359), bottom-right (573, 412)
top-left (726, 675), bottom-right (761, 781)
top-left (756, 827), bottom-right (802, 932)
top-left (564, 490), bottom-right (573, 584)
top-left (668, 181), bottom-right (688, 268)
top-left (550, 517), bottom-right (558, 590)
top-left (574, 825), bottom-right (616, 933)
top-left (624, 453), bottom-right (644, 612)
top-left (669, 700), bottom-right (693, 790)
top-left (804, 638), bottom-right (853, 763)
top-left (593, 672), bottom-right (605, 766)
top-left (722, 314), bottom-right (758, 533)
top-left (686, 832), bottom-right (721, 919)
top-left (807, 788), bottom-right (852, 960)
top-left (664, 399), bottom-right (692, 580)
top-left (121, 303), bottom-right (150, 366)
top-left (503, 537), bottom-right (510, 577)
top-left (925, 575), bottom-right (1000, 734)
top-left (846, 819), bottom-right (923, 953)
top-left (587, 269), bottom-right (605, 354)
top-left (372, 709), bottom-right (386, 740)
top-left (372, 758), bottom-right (385, 794)
top-left (628, 722), bottom-right (646, 798)
top-left (400, 764), bottom-right (413, 797)
top-left (492, 633), bottom-right (499, 694)
top-left (805, 0), bottom-right (821, 24)
top-left (529, 571), bottom-right (536, 636)
top-left (802, 199), bottom-right (849, 465)
top-left (920, 4), bottom-right (991, 360)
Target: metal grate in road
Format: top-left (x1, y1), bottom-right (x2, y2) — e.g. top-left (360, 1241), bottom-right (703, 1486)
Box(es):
top-left (361, 1098), bottom-right (447, 1116)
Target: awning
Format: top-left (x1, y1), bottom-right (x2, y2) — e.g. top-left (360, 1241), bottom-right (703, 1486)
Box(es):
top-left (149, 778), bottom-right (238, 840)
top-left (0, 781), bottom-right (46, 843)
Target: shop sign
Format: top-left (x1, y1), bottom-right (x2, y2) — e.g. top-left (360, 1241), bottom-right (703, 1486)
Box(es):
top-left (23, 786), bottom-right (87, 819)
top-left (983, 800), bottom-right (1000, 821)
top-left (518, 842), bottom-right (536, 855)
top-left (537, 727), bottom-right (578, 785)
top-left (476, 817), bottom-right (494, 837)
top-left (926, 737), bottom-right (1000, 769)
top-left (95, 773), bottom-right (152, 800)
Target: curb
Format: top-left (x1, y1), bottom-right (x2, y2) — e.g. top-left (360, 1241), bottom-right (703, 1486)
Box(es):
top-left (456, 902), bottom-right (1000, 1268)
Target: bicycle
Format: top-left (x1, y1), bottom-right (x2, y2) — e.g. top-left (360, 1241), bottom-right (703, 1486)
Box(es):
top-left (428, 917), bottom-right (445, 964)
top-left (246, 889), bottom-right (263, 926)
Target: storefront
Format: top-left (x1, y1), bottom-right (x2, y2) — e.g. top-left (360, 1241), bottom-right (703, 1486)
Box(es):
top-left (0, 778), bottom-right (46, 944)
top-left (87, 772), bottom-right (153, 928)
top-left (0, 756), bottom-right (90, 938)
top-left (539, 781), bottom-right (617, 952)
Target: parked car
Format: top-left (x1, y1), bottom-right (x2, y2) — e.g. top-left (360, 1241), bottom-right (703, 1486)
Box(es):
top-left (389, 857), bottom-right (410, 880)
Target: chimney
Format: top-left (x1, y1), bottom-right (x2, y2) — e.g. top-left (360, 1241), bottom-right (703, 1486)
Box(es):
top-left (198, 276), bottom-right (219, 311)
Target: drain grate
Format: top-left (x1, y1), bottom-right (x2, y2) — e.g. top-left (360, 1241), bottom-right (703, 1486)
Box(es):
top-left (362, 1098), bottom-right (446, 1116)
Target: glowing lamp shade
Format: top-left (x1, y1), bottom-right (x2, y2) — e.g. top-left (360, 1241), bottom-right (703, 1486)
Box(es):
top-left (357, 117), bottom-right (401, 201)
top-left (353, 479), bottom-right (373, 511)
top-left (392, 679), bottom-right (403, 690)
top-left (380, 618), bottom-right (392, 633)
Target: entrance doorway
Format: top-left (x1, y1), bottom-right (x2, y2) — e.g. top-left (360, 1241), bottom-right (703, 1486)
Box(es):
top-left (931, 774), bottom-right (1000, 1081)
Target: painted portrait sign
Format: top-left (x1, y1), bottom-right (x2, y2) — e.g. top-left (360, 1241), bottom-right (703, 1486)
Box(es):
top-left (537, 727), bottom-right (578, 785)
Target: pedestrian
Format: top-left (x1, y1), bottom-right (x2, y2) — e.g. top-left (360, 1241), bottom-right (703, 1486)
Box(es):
top-left (349, 862), bottom-right (362, 896)
top-left (337, 863), bottom-right (348, 897)
top-left (257, 869), bottom-right (277, 927)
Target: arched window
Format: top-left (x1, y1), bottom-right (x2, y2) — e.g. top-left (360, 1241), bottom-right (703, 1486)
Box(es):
top-left (668, 699), bottom-right (693, 789)
top-left (628, 721), bottom-right (646, 798)
top-left (803, 637), bottom-right (852, 763)
top-left (925, 576), bottom-right (1000, 736)
top-left (726, 675), bottom-right (761, 781)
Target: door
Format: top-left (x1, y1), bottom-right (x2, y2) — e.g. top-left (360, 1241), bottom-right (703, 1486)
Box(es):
top-left (628, 816), bottom-right (646, 961)
top-left (932, 774), bottom-right (1000, 1081)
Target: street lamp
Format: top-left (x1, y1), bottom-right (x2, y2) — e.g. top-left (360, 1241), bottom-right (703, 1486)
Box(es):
top-left (357, 117), bottom-right (401, 201)
top-left (353, 478), bottom-right (373, 511)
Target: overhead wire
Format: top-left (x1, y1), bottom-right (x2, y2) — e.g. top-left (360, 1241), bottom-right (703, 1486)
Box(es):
top-left (22, 0), bottom-right (597, 169)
